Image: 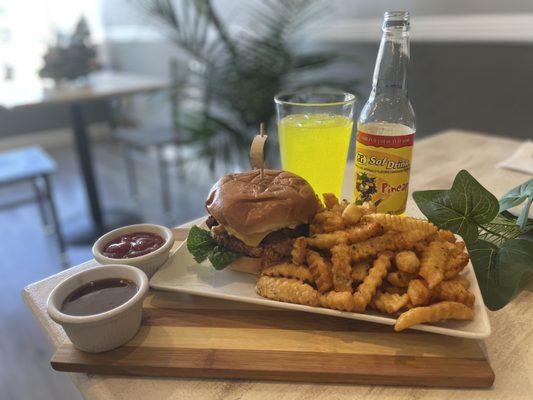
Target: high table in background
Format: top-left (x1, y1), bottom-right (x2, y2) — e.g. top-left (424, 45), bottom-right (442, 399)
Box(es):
top-left (0, 71), bottom-right (168, 243)
top-left (23, 130), bottom-right (533, 399)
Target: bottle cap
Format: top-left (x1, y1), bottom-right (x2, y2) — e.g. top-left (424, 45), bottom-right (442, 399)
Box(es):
top-left (383, 11), bottom-right (410, 32)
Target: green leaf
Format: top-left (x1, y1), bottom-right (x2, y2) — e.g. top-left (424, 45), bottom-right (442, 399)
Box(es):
top-left (413, 170), bottom-right (499, 244)
top-left (499, 179), bottom-right (533, 230)
top-left (499, 179), bottom-right (533, 211)
top-left (479, 213), bottom-right (526, 244)
top-left (468, 239), bottom-right (500, 310)
top-left (415, 170), bottom-right (533, 309)
top-left (185, 226), bottom-right (244, 269)
top-left (186, 225), bottom-right (216, 263)
top-left (469, 238), bottom-right (533, 310)
top-left (207, 245), bottom-right (243, 270)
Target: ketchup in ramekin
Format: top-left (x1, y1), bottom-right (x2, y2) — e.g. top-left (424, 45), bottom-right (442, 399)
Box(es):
top-left (102, 232), bottom-right (165, 259)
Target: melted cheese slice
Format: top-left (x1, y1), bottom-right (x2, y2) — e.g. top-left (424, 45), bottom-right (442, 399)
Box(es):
top-left (225, 222), bottom-right (301, 247)
top-left (225, 226), bottom-right (270, 247)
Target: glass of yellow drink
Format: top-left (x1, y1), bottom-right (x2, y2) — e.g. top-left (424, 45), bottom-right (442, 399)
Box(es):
top-left (274, 90), bottom-right (356, 198)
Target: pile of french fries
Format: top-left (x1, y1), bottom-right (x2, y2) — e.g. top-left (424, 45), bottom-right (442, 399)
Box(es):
top-left (255, 194), bottom-right (475, 332)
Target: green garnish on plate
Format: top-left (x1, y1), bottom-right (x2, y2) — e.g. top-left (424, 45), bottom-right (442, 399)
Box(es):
top-left (186, 225), bottom-right (243, 270)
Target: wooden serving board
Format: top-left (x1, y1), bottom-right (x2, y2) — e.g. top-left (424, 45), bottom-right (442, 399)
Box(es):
top-left (51, 289), bottom-right (494, 387)
top-left (51, 229), bottom-right (494, 387)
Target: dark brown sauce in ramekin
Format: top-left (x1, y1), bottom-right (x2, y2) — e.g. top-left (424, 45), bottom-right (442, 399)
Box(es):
top-left (61, 279), bottom-right (138, 316)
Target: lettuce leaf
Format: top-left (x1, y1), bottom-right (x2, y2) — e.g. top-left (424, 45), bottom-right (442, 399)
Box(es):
top-left (186, 226), bottom-right (243, 270)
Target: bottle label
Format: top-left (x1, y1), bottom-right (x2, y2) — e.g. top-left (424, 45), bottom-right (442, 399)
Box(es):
top-left (354, 129), bottom-right (414, 214)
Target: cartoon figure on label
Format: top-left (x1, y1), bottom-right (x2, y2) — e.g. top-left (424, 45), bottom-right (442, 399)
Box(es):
top-left (356, 172), bottom-right (378, 204)
top-left (356, 172), bottom-right (395, 207)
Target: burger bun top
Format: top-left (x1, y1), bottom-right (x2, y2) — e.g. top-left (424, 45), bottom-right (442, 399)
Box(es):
top-left (205, 169), bottom-right (319, 236)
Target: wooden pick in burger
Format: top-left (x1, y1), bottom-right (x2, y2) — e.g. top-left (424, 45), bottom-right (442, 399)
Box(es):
top-left (250, 123), bottom-right (268, 178)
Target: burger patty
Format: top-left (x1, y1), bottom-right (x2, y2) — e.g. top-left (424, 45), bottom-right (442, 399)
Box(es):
top-left (213, 232), bottom-right (294, 264)
top-left (206, 216), bottom-right (308, 264)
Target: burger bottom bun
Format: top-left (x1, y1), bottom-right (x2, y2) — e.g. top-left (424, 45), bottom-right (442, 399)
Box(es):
top-left (228, 256), bottom-right (263, 275)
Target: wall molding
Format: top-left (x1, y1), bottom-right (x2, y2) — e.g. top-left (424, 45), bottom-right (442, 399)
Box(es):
top-left (314, 14), bottom-right (533, 43)
top-left (105, 14), bottom-right (533, 44)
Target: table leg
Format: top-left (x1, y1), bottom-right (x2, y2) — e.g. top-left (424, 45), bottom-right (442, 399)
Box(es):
top-left (64, 103), bottom-right (142, 245)
top-left (69, 103), bottom-right (104, 235)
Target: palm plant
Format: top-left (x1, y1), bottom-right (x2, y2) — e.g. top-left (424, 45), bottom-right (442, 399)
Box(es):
top-left (134, 0), bottom-right (358, 171)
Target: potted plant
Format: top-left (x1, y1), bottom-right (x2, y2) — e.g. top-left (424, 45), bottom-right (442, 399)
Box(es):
top-left (39, 17), bottom-right (100, 87)
top-left (135, 0), bottom-right (358, 171)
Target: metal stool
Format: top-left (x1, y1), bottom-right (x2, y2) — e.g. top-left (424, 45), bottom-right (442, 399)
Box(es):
top-left (0, 146), bottom-right (67, 265)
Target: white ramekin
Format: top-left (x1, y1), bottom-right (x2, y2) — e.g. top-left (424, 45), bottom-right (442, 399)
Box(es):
top-left (92, 223), bottom-right (174, 278)
top-left (47, 264), bottom-right (148, 353)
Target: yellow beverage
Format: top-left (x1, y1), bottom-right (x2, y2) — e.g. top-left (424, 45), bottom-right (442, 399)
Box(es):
top-left (278, 113), bottom-right (353, 198)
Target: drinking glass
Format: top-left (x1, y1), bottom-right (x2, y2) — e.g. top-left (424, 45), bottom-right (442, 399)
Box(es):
top-left (274, 90), bottom-right (356, 198)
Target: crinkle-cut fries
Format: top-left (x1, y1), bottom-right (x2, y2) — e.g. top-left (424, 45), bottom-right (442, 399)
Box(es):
top-left (255, 194), bottom-right (475, 332)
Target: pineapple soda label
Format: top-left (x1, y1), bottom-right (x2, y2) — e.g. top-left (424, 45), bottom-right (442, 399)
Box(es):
top-left (354, 122), bottom-right (414, 214)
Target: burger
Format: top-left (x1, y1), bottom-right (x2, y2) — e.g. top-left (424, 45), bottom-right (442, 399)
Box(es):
top-left (187, 169), bottom-right (320, 273)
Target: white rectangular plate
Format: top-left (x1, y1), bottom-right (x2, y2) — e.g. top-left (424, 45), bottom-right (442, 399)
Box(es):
top-left (150, 221), bottom-right (491, 339)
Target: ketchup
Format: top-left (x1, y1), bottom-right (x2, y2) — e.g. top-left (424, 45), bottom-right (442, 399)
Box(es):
top-left (102, 232), bottom-right (165, 259)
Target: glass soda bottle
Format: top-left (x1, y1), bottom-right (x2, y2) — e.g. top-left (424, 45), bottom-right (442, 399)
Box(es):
top-left (354, 11), bottom-right (416, 214)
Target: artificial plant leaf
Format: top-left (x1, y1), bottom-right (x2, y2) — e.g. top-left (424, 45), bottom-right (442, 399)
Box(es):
top-left (448, 169), bottom-right (500, 225)
top-left (495, 239), bottom-right (533, 308)
top-left (499, 179), bottom-right (533, 230)
top-left (469, 238), bottom-right (533, 310)
top-left (499, 178), bottom-right (533, 211)
top-left (413, 170), bottom-right (499, 244)
top-left (479, 213), bottom-right (526, 245)
top-left (412, 189), bottom-right (476, 242)
top-left (468, 239), bottom-right (500, 310)
top-left (499, 210), bottom-right (533, 233)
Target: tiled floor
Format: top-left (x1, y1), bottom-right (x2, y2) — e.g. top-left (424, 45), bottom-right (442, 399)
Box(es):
top-left (0, 138), bottom-right (225, 400)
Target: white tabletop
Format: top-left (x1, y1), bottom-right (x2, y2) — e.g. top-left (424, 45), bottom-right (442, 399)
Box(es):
top-left (23, 130), bottom-right (533, 400)
top-left (0, 71), bottom-right (168, 110)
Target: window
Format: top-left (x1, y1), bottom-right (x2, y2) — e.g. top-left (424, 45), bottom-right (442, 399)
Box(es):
top-left (0, 0), bottom-right (103, 80)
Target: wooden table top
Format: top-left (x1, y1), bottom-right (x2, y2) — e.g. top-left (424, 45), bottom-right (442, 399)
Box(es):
top-left (22, 130), bottom-right (533, 400)
top-left (0, 71), bottom-right (167, 110)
